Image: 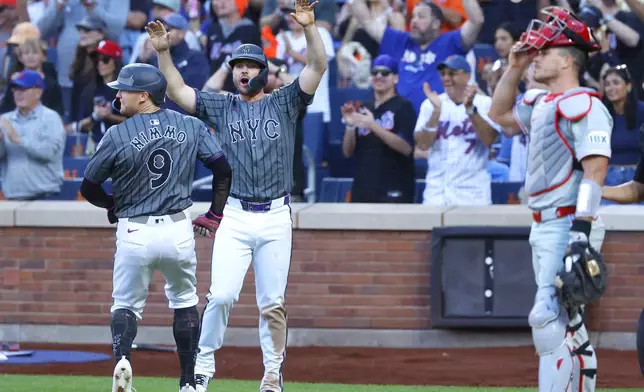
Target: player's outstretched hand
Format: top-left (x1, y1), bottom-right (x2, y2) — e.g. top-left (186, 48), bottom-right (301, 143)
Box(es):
top-left (290, 0), bottom-right (318, 27)
top-left (193, 212), bottom-right (222, 239)
top-left (423, 82), bottom-right (441, 109)
top-left (145, 21), bottom-right (172, 53)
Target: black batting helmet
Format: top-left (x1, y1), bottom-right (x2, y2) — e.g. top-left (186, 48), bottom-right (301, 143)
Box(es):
top-left (228, 44), bottom-right (268, 93)
top-left (107, 63), bottom-right (167, 105)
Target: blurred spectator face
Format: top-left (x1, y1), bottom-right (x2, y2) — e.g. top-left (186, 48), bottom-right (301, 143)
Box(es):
top-left (409, 3), bottom-right (440, 44)
top-left (603, 69), bottom-right (631, 104)
top-left (370, 67), bottom-right (398, 93)
top-left (12, 86), bottom-right (42, 110)
top-left (231, 59), bottom-right (262, 96)
top-left (96, 54), bottom-right (116, 79)
top-left (439, 68), bottom-right (469, 97)
top-left (286, 13), bottom-right (303, 32)
top-left (494, 27), bottom-right (515, 60)
top-left (213, 0), bottom-right (237, 18)
top-left (166, 27), bottom-right (186, 46)
top-left (78, 27), bottom-right (104, 48)
top-left (17, 40), bottom-right (45, 71)
top-left (0, 4), bottom-right (16, 27)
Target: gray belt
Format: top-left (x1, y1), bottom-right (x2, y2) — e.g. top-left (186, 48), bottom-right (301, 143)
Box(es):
top-left (128, 211), bottom-right (187, 224)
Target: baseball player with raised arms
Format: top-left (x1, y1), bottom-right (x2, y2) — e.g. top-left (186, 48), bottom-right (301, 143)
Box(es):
top-left (79, 63), bottom-right (233, 392)
top-left (145, 0), bottom-right (327, 390)
top-left (489, 7), bottom-right (611, 392)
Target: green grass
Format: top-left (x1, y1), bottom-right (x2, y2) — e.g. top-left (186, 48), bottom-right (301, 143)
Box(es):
top-left (0, 375), bottom-right (641, 392)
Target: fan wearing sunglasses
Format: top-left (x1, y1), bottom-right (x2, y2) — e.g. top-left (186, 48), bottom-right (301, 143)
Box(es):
top-left (77, 40), bottom-right (127, 152)
top-left (341, 54), bottom-right (417, 203)
top-left (598, 64), bottom-right (644, 205)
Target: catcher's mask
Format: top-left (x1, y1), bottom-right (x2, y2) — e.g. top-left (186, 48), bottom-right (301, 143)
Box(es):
top-left (515, 6), bottom-right (600, 53)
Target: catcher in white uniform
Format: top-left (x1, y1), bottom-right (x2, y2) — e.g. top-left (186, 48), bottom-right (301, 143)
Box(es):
top-left (489, 7), bottom-right (610, 392)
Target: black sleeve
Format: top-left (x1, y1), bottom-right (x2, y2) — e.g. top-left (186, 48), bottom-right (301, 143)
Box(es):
top-left (244, 3), bottom-right (262, 25)
top-left (80, 178), bottom-right (115, 210)
top-left (634, 156), bottom-right (644, 184)
top-left (204, 155), bottom-right (232, 218)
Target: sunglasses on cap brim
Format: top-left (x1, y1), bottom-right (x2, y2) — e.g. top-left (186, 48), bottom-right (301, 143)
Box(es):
top-left (371, 68), bottom-right (394, 76)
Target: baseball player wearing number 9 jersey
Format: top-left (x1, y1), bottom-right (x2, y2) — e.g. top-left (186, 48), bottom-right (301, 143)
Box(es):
top-left (80, 63), bottom-right (233, 392)
top-left (146, 0), bottom-right (328, 390)
top-left (414, 55), bottom-right (502, 206)
top-left (490, 7), bottom-right (612, 392)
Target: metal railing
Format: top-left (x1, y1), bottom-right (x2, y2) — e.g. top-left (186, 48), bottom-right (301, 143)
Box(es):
top-left (191, 145), bottom-right (317, 203)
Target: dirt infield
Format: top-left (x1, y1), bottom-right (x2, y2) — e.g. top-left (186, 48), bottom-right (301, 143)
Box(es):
top-left (1, 343), bottom-right (642, 388)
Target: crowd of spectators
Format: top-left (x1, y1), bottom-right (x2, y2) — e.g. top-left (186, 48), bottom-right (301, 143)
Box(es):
top-left (0, 0), bottom-right (642, 205)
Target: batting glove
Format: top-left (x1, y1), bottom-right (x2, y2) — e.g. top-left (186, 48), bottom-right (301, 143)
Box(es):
top-left (193, 211), bottom-right (221, 238)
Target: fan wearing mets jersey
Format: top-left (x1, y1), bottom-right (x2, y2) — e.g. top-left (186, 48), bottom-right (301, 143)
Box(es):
top-left (414, 55), bottom-right (502, 206)
top-left (80, 63), bottom-right (233, 392)
top-left (489, 7), bottom-right (612, 392)
top-left (146, 0), bottom-right (327, 390)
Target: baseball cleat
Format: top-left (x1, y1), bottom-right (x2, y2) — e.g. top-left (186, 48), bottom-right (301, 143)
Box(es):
top-left (259, 374), bottom-right (282, 392)
top-left (180, 385), bottom-right (196, 392)
top-left (112, 356), bottom-right (134, 392)
top-left (195, 374), bottom-right (210, 392)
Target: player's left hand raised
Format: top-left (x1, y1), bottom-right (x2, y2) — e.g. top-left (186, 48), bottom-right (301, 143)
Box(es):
top-left (290, 0), bottom-right (318, 27)
top-left (193, 211), bottom-right (222, 239)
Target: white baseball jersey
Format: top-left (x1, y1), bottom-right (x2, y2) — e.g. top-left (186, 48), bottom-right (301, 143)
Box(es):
top-left (513, 87), bottom-right (613, 210)
top-left (414, 93), bottom-right (502, 206)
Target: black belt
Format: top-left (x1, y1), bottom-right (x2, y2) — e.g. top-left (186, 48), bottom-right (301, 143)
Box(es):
top-left (128, 211), bottom-right (187, 224)
top-left (232, 194), bottom-right (291, 212)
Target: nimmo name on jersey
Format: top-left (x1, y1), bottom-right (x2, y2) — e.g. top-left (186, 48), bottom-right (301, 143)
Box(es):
top-left (130, 124), bottom-right (188, 151)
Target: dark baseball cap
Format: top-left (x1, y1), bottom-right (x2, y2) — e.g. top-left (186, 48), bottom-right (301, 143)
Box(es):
top-left (371, 54), bottom-right (398, 74)
top-left (76, 15), bottom-right (106, 32)
top-left (437, 55), bottom-right (471, 74)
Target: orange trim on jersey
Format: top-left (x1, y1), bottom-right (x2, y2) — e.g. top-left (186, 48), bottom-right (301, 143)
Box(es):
top-left (528, 92), bottom-right (599, 198)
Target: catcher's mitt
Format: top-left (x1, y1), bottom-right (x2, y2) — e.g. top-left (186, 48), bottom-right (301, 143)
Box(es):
top-left (555, 242), bottom-right (608, 317)
top-left (193, 211), bottom-right (221, 238)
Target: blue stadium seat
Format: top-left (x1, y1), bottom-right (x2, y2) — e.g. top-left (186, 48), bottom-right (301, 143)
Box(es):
top-left (301, 112), bottom-right (326, 165)
top-left (491, 182), bottom-right (523, 204)
top-left (414, 179), bottom-right (425, 203)
top-left (319, 177), bottom-right (353, 202)
top-left (328, 87), bottom-right (373, 143)
top-left (328, 57), bottom-right (338, 88)
top-left (325, 140), bottom-right (355, 178)
top-left (64, 134), bottom-right (88, 157)
top-left (63, 157), bottom-right (89, 179)
top-left (414, 158), bottom-right (427, 179)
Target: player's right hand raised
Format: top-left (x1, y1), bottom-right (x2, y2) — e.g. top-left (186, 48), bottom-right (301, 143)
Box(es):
top-left (192, 212), bottom-right (222, 239)
top-left (145, 21), bottom-right (172, 53)
top-left (509, 42), bottom-right (537, 70)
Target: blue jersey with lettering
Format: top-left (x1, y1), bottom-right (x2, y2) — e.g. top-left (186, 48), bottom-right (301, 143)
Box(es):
top-left (379, 28), bottom-right (466, 113)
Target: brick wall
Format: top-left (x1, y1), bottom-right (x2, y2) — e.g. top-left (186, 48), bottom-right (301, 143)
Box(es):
top-left (0, 227), bottom-right (640, 332)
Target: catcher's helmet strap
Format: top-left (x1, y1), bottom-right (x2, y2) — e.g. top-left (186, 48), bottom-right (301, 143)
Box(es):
top-left (562, 27), bottom-right (596, 51)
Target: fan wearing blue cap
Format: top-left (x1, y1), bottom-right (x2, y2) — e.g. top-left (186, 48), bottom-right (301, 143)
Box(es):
top-left (341, 54), bottom-right (417, 203)
top-left (413, 54), bottom-right (502, 206)
top-left (0, 70), bottom-right (66, 200)
top-left (348, 0), bottom-right (484, 113)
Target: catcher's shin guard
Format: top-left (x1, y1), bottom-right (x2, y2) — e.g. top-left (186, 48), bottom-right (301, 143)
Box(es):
top-left (529, 287), bottom-right (576, 392)
top-left (568, 311), bottom-right (597, 392)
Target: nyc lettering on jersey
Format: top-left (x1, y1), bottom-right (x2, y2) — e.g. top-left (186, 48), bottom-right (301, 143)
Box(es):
top-left (130, 119), bottom-right (188, 151)
top-left (227, 118), bottom-right (281, 143)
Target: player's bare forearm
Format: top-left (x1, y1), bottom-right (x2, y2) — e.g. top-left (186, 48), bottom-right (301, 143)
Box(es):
top-left (157, 50), bottom-right (197, 114)
top-left (370, 123), bottom-right (412, 156)
top-left (489, 67), bottom-right (523, 130)
top-left (80, 178), bottom-right (115, 210)
top-left (342, 127), bottom-right (357, 157)
top-left (577, 155), bottom-right (609, 222)
top-left (299, 24), bottom-right (328, 95)
top-left (469, 113), bottom-right (497, 147)
top-left (460, 0), bottom-right (484, 48)
top-left (603, 181), bottom-right (644, 204)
